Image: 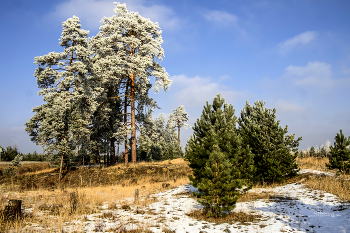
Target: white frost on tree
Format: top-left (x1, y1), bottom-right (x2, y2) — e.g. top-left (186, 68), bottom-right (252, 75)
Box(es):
top-left (169, 106), bottom-right (190, 146)
top-left (25, 16), bottom-right (96, 181)
top-left (89, 2), bottom-right (171, 163)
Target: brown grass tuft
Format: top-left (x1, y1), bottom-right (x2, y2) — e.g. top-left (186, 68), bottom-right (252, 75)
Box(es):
top-left (303, 175), bottom-right (350, 202)
top-left (186, 209), bottom-right (262, 225)
top-left (296, 156), bottom-right (330, 171)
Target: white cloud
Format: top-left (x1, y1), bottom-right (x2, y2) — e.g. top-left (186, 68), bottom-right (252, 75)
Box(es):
top-left (171, 75), bottom-right (248, 109)
top-left (46, 0), bottom-right (180, 31)
top-left (284, 61), bottom-right (334, 88)
top-left (279, 31), bottom-right (318, 53)
top-left (205, 10), bottom-right (238, 26)
top-left (274, 100), bottom-right (305, 114)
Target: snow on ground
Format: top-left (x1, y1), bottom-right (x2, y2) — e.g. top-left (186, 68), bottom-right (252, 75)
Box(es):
top-left (298, 169), bottom-right (335, 177)
top-left (27, 169), bottom-right (350, 232)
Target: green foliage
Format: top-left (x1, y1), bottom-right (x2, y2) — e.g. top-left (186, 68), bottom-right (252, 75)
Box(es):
top-left (22, 151), bottom-right (47, 161)
top-left (186, 94), bottom-right (254, 217)
top-left (11, 154), bottom-right (23, 168)
top-left (25, 16), bottom-right (96, 174)
top-left (326, 130), bottom-right (350, 174)
top-left (310, 146), bottom-right (316, 157)
top-left (3, 154), bottom-right (23, 178)
top-left (0, 145), bottom-right (18, 161)
top-left (238, 100), bottom-right (302, 184)
top-left (3, 166), bottom-right (15, 178)
top-left (148, 144), bottom-right (162, 161)
top-left (319, 146), bottom-right (328, 158)
top-left (162, 142), bottom-right (183, 160)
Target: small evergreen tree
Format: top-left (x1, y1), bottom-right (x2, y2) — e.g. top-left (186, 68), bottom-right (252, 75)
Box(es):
top-left (319, 146), bottom-right (328, 158)
top-left (3, 154), bottom-right (23, 178)
top-left (238, 100), bottom-right (302, 183)
top-left (148, 144), bottom-right (162, 161)
top-left (169, 106), bottom-right (190, 146)
top-left (186, 94), bottom-right (254, 217)
top-left (310, 146), bottom-right (316, 157)
top-left (326, 130), bottom-right (350, 174)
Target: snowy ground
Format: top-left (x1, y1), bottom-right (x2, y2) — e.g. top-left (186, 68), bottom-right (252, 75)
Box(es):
top-left (26, 169), bottom-right (350, 233)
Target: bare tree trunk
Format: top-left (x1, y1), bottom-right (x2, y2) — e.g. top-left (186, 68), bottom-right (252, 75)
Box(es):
top-left (110, 137), bottom-right (115, 165)
top-left (97, 137), bottom-right (100, 166)
top-left (117, 143), bottom-right (120, 163)
top-left (124, 87), bottom-right (129, 165)
top-left (59, 154), bottom-right (63, 182)
top-left (130, 72), bottom-right (136, 163)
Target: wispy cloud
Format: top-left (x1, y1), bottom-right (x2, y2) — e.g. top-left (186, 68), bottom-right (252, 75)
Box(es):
top-left (205, 10), bottom-right (238, 26)
top-left (274, 99), bottom-right (305, 114)
top-left (284, 61), bottom-right (335, 88)
top-left (279, 31), bottom-right (318, 53)
top-left (45, 0), bottom-right (180, 31)
top-left (171, 75), bottom-right (249, 109)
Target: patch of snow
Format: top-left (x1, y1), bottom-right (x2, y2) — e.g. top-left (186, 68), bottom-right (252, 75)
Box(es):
top-left (21, 170), bottom-right (350, 232)
top-left (56, 182), bottom-right (350, 233)
top-left (298, 169), bottom-right (335, 176)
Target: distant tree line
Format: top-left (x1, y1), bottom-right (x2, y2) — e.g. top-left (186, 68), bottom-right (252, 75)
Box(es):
top-left (299, 130), bottom-right (350, 174)
top-left (298, 145), bottom-right (330, 158)
top-left (0, 145), bottom-right (46, 162)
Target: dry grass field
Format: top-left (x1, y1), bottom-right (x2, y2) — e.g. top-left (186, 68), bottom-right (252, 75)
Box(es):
top-left (0, 157), bottom-right (349, 232)
top-left (296, 156), bottom-right (350, 202)
top-left (0, 159), bottom-right (192, 232)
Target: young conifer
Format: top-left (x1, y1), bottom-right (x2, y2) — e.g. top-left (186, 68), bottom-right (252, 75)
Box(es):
top-left (186, 94), bottom-right (254, 217)
top-left (238, 100), bottom-right (302, 183)
top-left (326, 129), bottom-right (350, 174)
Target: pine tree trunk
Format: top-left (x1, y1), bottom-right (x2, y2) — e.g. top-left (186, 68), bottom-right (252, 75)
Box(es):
top-left (97, 137), bottom-right (100, 166)
top-left (110, 137), bottom-right (115, 165)
top-left (117, 144), bottom-right (119, 163)
top-left (59, 154), bottom-right (63, 182)
top-left (178, 126), bottom-right (181, 146)
top-left (131, 72), bottom-right (137, 163)
top-left (124, 88), bottom-right (129, 165)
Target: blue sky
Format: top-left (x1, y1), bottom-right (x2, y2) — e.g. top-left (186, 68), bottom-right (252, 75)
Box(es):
top-left (1, 0), bottom-right (350, 153)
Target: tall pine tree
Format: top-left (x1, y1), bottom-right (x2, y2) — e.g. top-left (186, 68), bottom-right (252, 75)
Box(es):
top-left (25, 16), bottom-right (96, 181)
top-left (238, 100), bottom-right (301, 183)
top-left (186, 94), bottom-right (254, 217)
top-left (89, 3), bottom-right (171, 164)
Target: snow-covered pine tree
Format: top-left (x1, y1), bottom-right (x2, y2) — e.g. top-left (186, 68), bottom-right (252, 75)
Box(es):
top-left (238, 100), bottom-right (302, 184)
top-left (137, 111), bottom-right (158, 161)
top-left (25, 16), bottom-right (96, 181)
top-left (162, 119), bottom-right (183, 159)
top-left (186, 94), bottom-right (254, 217)
top-left (169, 106), bottom-right (190, 146)
top-left (326, 130), bottom-right (350, 174)
top-left (90, 3), bottom-right (171, 164)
